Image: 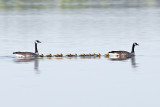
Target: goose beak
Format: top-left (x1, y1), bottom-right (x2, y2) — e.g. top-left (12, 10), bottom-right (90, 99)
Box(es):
top-left (38, 41), bottom-right (41, 43)
top-left (35, 40), bottom-right (41, 43)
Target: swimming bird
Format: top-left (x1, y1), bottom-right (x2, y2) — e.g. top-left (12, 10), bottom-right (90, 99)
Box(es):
top-left (104, 53), bottom-right (109, 58)
top-left (96, 53), bottom-right (101, 57)
top-left (53, 54), bottom-right (59, 57)
top-left (74, 54), bottom-right (77, 57)
top-left (79, 53), bottom-right (85, 57)
top-left (66, 53), bottom-right (72, 57)
top-left (39, 54), bottom-right (44, 57)
top-left (86, 53), bottom-right (92, 56)
top-left (53, 54), bottom-right (63, 57)
top-left (66, 53), bottom-right (77, 57)
top-left (109, 42), bottom-right (139, 58)
top-left (59, 53), bottom-right (63, 57)
top-left (92, 53), bottom-right (96, 56)
top-left (46, 54), bottom-right (52, 57)
top-left (13, 40), bottom-right (41, 58)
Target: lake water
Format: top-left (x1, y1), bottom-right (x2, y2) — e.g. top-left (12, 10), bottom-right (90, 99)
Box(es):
top-left (0, 1), bottom-right (160, 107)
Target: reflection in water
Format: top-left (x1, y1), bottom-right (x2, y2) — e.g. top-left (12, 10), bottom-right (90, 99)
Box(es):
top-left (13, 58), bottom-right (40, 74)
top-left (109, 55), bottom-right (129, 61)
top-left (108, 56), bottom-right (138, 68)
top-left (13, 56), bottom-right (137, 73)
top-left (34, 59), bottom-right (39, 72)
top-left (131, 57), bottom-right (138, 68)
top-left (66, 57), bottom-right (77, 60)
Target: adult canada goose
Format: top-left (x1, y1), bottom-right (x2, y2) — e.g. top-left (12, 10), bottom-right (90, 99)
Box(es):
top-left (109, 42), bottom-right (139, 58)
top-left (13, 40), bottom-right (41, 58)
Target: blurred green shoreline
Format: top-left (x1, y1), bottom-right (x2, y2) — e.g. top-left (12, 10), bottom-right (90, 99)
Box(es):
top-left (0, 0), bottom-right (159, 10)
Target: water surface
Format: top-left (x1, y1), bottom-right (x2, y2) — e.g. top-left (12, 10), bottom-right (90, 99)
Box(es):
top-left (0, 1), bottom-right (160, 107)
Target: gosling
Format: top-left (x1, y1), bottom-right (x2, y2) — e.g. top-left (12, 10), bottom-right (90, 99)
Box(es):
top-left (46, 54), bottom-right (52, 57)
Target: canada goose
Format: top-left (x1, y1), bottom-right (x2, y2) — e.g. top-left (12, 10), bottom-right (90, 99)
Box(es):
top-left (13, 40), bottom-right (41, 58)
top-left (109, 42), bottom-right (139, 58)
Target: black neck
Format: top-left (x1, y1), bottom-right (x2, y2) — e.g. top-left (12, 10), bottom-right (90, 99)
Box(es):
top-left (35, 43), bottom-right (38, 53)
top-left (131, 43), bottom-right (135, 53)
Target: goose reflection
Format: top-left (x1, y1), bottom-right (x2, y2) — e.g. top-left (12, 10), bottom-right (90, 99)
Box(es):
top-left (131, 57), bottom-right (137, 68)
top-left (13, 58), bottom-right (40, 73)
top-left (108, 55), bottom-right (138, 68)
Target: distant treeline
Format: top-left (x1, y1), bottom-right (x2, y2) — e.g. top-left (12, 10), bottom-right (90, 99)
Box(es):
top-left (0, 0), bottom-right (159, 10)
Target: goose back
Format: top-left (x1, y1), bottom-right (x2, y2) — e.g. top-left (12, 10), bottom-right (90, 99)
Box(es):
top-left (13, 52), bottom-right (39, 58)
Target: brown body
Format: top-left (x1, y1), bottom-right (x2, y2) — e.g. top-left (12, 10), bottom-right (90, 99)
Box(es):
top-left (109, 43), bottom-right (139, 59)
top-left (13, 40), bottom-right (41, 58)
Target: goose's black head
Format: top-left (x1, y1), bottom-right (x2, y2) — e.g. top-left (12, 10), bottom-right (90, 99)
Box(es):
top-left (35, 40), bottom-right (41, 44)
top-left (133, 42), bottom-right (139, 46)
top-left (131, 42), bottom-right (139, 53)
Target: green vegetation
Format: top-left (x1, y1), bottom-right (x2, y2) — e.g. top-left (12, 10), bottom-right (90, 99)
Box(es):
top-left (0, 0), bottom-right (158, 10)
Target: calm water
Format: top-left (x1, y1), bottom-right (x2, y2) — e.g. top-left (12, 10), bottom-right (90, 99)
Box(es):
top-left (0, 1), bottom-right (160, 107)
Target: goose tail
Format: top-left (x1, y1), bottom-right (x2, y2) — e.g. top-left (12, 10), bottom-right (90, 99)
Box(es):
top-left (109, 51), bottom-right (115, 53)
top-left (13, 52), bottom-right (21, 54)
top-left (13, 52), bottom-right (17, 54)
